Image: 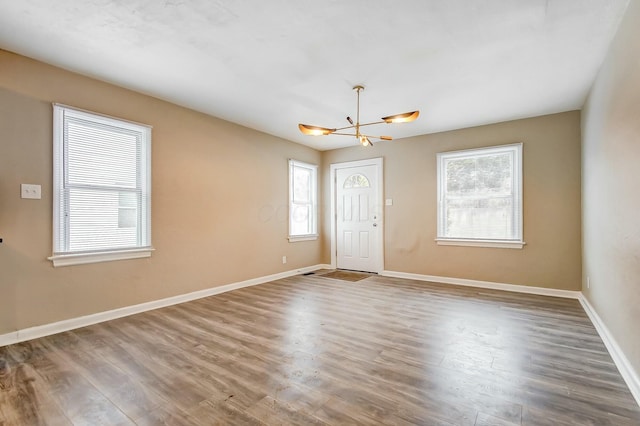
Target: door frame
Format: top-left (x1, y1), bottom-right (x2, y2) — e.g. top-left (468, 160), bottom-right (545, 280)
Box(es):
top-left (330, 157), bottom-right (384, 273)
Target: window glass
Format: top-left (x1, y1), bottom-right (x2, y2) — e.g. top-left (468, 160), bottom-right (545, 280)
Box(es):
top-left (343, 174), bottom-right (370, 189)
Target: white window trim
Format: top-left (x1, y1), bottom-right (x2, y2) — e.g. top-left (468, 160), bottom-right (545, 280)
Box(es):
top-left (288, 159), bottom-right (318, 242)
top-left (435, 238), bottom-right (526, 249)
top-left (48, 248), bottom-right (155, 267)
top-left (436, 143), bottom-right (525, 249)
top-left (50, 104), bottom-right (153, 267)
top-left (287, 235), bottom-right (318, 243)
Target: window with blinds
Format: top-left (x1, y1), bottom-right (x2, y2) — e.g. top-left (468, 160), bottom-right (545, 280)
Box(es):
top-left (288, 159), bottom-right (318, 241)
top-left (436, 143), bottom-right (524, 249)
top-left (50, 105), bottom-right (152, 266)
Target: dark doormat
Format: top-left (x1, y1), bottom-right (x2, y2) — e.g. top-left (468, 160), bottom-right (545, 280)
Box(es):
top-left (319, 270), bottom-right (373, 282)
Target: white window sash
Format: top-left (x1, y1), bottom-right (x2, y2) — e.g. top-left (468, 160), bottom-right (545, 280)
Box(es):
top-left (51, 104), bottom-right (152, 266)
top-left (436, 143), bottom-right (524, 248)
top-left (288, 159), bottom-right (318, 241)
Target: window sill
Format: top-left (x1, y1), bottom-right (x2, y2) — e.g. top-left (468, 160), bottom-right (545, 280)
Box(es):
top-left (48, 247), bottom-right (154, 267)
top-left (288, 235), bottom-right (318, 243)
top-left (435, 238), bottom-right (526, 249)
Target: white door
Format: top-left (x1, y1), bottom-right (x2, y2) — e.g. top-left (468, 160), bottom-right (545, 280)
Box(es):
top-left (334, 161), bottom-right (382, 272)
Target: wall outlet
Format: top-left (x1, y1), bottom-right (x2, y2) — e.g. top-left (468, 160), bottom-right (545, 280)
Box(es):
top-left (21, 183), bottom-right (42, 199)
top-left (282, 256), bottom-right (287, 264)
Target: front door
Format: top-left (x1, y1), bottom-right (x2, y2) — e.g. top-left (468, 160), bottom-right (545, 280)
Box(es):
top-left (335, 161), bottom-right (382, 272)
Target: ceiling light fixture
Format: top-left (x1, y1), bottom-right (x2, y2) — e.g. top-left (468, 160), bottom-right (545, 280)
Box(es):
top-left (298, 85), bottom-right (419, 147)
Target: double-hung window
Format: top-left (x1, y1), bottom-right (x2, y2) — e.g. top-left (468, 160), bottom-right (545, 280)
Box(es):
top-left (50, 104), bottom-right (152, 266)
top-left (288, 159), bottom-right (318, 241)
top-left (436, 143), bottom-right (524, 248)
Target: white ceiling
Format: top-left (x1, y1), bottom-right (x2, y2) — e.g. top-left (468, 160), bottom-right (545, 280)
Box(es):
top-left (0, 0), bottom-right (630, 150)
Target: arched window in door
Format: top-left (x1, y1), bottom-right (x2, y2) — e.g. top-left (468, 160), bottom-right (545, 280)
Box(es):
top-left (343, 173), bottom-right (370, 189)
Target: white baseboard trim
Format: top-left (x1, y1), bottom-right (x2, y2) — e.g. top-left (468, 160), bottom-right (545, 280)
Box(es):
top-left (0, 264), bottom-right (331, 347)
top-left (380, 270), bottom-right (581, 299)
top-left (0, 332), bottom-right (17, 347)
top-left (579, 294), bottom-right (640, 407)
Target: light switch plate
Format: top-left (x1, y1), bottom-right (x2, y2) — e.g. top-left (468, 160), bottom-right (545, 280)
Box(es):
top-left (21, 184), bottom-right (42, 199)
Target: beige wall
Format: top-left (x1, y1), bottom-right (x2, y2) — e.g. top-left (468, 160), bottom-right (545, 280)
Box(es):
top-left (0, 50), bottom-right (322, 334)
top-left (581, 0), bottom-right (640, 377)
top-left (322, 112), bottom-right (583, 290)
top-left (0, 47), bottom-right (586, 338)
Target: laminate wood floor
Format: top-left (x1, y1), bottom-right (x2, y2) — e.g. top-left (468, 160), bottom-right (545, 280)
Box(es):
top-left (1, 273), bottom-right (639, 425)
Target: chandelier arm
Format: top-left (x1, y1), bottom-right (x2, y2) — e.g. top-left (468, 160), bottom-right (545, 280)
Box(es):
top-left (318, 119), bottom-right (395, 133)
top-left (331, 132), bottom-right (391, 142)
top-left (360, 133), bottom-right (393, 140)
top-left (334, 124), bottom-right (357, 131)
top-left (355, 120), bottom-right (387, 128)
top-left (324, 119), bottom-right (394, 133)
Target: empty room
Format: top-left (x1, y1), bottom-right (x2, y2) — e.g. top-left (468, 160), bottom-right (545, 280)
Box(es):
top-left (1, 1), bottom-right (639, 425)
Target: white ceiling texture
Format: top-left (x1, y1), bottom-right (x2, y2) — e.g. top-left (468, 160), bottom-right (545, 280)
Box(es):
top-left (0, 0), bottom-right (630, 150)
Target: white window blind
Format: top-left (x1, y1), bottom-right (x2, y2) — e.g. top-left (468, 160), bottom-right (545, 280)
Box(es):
top-left (437, 143), bottom-right (524, 248)
top-left (51, 105), bottom-right (152, 266)
top-left (289, 159), bottom-right (318, 241)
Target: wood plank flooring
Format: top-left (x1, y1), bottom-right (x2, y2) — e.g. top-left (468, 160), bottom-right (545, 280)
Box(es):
top-left (1, 272), bottom-right (639, 425)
